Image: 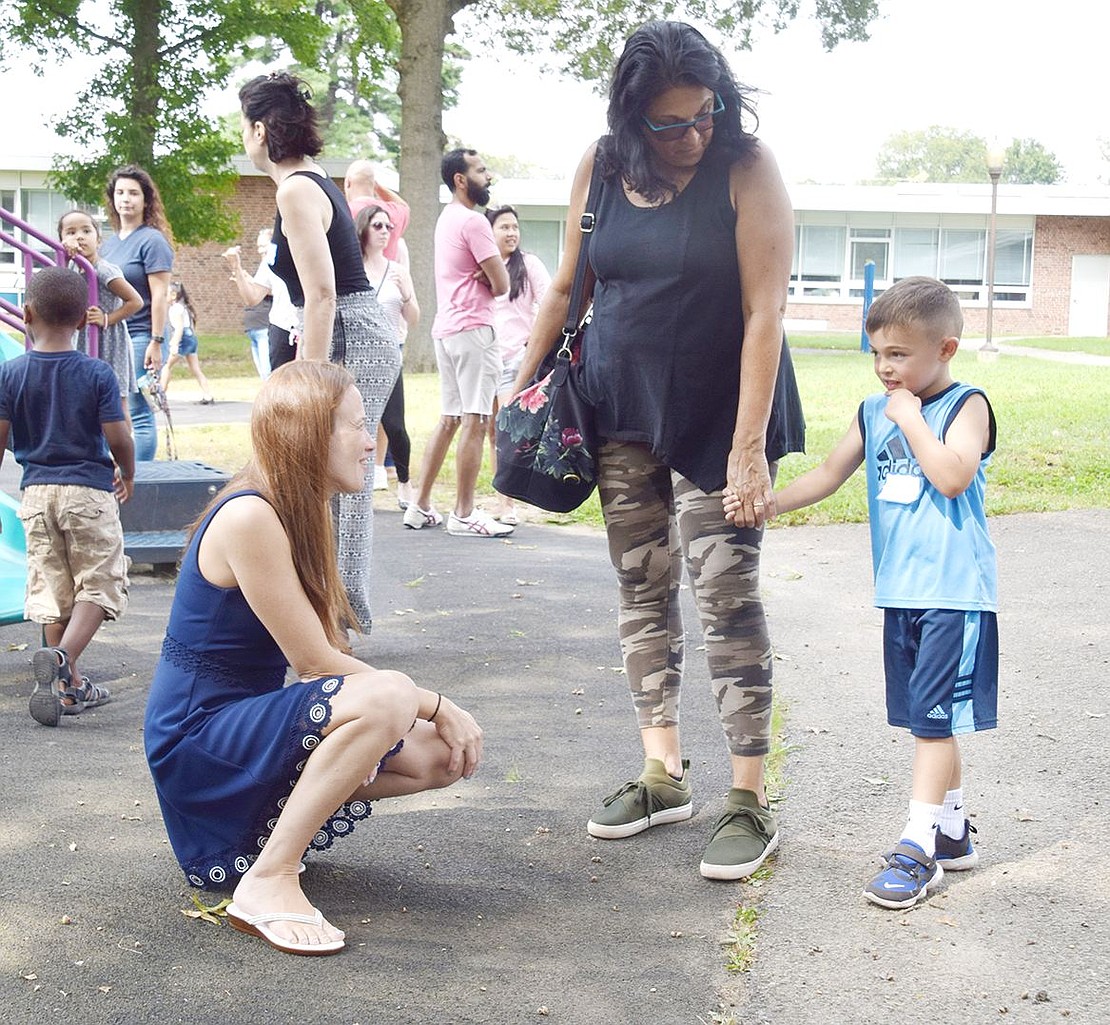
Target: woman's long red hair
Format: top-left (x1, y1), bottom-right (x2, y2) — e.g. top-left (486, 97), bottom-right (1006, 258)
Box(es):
top-left (190, 360), bottom-right (360, 649)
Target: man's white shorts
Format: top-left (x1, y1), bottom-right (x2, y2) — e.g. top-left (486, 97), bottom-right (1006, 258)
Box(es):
top-left (434, 326), bottom-right (499, 416)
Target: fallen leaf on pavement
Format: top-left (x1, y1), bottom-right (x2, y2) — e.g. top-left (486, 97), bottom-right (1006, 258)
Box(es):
top-left (181, 909), bottom-right (223, 925)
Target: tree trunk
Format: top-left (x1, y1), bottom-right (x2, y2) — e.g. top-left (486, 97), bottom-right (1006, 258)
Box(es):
top-left (388, 0), bottom-right (469, 371)
top-left (124, 0), bottom-right (162, 168)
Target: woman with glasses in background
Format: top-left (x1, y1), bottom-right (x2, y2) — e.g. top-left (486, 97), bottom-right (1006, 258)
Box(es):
top-left (355, 205), bottom-right (419, 510)
top-left (510, 21), bottom-right (804, 882)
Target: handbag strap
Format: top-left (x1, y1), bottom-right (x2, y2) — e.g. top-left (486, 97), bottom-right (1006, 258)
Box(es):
top-left (556, 155), bottom-right (604, 359)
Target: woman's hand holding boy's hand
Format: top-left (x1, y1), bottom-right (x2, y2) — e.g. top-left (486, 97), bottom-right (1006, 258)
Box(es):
top-left (723, 444), bottom-right (775, 528)
top-left (723, 485), bottom-right (777, 525)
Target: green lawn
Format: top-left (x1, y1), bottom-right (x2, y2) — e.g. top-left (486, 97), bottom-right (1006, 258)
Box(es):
top-left (769, 347), bottom-right (1110, 527)
top-left (174, 334), bottom-right (1110, 528)
top-left (1000, 336), bottom-right (1110, 357)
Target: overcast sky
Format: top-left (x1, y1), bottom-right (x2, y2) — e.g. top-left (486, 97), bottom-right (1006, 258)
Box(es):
top-left (2, 0), bottom-right (1106, 185)
top-left (448, 0), bottom-right (1109, 184)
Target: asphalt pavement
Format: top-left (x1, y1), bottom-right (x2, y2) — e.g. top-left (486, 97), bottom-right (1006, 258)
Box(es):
top-left (1, 354), bottom-right (1108, 1023)
top-left (1, 498), bottom-right (1107, 1024)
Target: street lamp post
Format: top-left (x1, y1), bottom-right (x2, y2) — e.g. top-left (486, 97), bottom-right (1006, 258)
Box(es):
top-left (982, 143), bottom-right (1006, 353)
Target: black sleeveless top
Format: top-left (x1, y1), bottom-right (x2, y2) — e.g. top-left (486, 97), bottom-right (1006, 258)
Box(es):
top-left (582, 145), bottom-right (805, 492)
top-left (271, 171), bottom-right (370, 306)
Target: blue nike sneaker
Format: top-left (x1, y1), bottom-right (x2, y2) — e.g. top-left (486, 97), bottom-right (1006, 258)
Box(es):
top-left (934, 819), bottom-right (979, 870)
top-left (863, 839), bottom-right (944, 909)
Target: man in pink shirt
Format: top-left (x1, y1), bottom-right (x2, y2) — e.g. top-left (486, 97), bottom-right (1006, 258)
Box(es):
top-left (404, 148), bottom-right (512, 538)
top-left (344, 159), bottom-right (410, 265)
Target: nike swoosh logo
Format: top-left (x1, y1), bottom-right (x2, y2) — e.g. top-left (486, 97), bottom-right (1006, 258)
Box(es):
top-left (882, 882), bottom-right (905, 889)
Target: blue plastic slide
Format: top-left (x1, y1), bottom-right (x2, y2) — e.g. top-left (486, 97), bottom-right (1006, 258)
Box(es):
top-left (0, 329), bottom-right (28, 624)
top-left (0, 491), bottom-right (27, 626)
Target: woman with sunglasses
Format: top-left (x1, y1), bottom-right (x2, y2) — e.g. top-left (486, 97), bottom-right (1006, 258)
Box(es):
top-left (355, 204), bottom-right (419, 509)
top-left (510, 21), bottom-right (804, 881)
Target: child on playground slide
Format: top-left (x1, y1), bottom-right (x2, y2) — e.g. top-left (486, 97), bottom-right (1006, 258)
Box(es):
top-left (58, 208), bottom-right (143, 435)
top-left (0, 267), bottom-right (135, 726)
top-left (728, 276), bottom-right (998, 910)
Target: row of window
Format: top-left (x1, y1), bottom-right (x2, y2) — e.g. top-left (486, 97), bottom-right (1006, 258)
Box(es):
top-left (6, 188), bottom-right (1039, 309)
top-left (792, 223), bottom-right (1034, 304)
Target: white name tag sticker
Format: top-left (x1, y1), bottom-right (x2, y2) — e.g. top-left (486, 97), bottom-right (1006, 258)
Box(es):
top-left (266, 242), bottom-right (278, 266)
top-left (877, 472), bottom-right (924, 504)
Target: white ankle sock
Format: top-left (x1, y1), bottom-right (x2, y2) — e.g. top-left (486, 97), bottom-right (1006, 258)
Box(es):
top-left (901, 800), bottom-right (942, 856)
top-left (937, 788), bottom-right (966, 839)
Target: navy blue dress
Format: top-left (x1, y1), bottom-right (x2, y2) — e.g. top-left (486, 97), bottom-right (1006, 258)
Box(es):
top-left (144, 490), bottom-right (383, 889)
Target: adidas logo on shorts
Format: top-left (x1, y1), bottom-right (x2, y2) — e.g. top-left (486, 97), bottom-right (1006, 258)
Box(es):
top-left (926, 704), bottom-right (949, 720)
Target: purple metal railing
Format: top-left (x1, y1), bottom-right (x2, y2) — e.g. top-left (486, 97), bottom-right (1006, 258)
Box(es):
top-left (0, 206), bottom-right (99, 357)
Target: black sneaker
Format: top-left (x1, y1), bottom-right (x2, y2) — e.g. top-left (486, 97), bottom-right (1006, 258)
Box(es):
top-left (863, 839), bottom-right (944, 909)
top-left (586, 758), bottom-right (692, 839)
top-left (934, 820), bottom-right (979, 870)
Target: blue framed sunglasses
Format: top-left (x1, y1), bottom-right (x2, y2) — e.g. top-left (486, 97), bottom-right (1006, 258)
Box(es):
top-left (642, 93), bottom-right (725, 141)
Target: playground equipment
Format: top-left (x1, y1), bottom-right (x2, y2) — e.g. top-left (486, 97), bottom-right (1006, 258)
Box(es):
top-left (0, 492), bottom-right (28, 627)
top-left (0, 206), bottom-right (99, 356)
top-left (119, 461), bottom-right (231, 565)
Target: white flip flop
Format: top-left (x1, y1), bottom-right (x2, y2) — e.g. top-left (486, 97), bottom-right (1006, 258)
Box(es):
top-left (225, 902), bottom-right (345, 956)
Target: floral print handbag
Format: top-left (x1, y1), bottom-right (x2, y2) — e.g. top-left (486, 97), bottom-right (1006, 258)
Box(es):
top-left (494, 160), bottom-right (603, 513)
top-left (494, 333), bottom-right (597, 512)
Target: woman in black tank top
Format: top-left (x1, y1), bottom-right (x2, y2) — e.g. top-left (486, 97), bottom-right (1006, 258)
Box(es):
top-left (509, 22), bottom-right (804, 883)
top-left (238, 73), bottom-right (401, 631)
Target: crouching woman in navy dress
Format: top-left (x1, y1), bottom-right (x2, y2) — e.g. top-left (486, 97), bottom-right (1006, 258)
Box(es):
top-left (144, 360), bottom-right (483, 956)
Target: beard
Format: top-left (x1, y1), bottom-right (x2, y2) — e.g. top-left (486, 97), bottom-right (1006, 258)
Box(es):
top-left (467, 180), bottom-right (491, 207)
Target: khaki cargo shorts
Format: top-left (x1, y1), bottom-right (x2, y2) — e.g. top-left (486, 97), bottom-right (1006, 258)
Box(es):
top-left (18, 484), bottom-right (130, 623)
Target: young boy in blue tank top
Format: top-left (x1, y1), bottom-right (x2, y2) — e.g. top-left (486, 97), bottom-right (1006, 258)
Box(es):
top-left (728, 276), bottom-right (998, 909)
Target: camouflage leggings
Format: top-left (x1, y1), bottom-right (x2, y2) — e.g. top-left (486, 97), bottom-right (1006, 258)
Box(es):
top-left (598, 441), bottom-right (773, 757)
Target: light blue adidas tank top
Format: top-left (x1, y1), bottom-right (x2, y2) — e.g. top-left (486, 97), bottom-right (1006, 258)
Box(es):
top-left (859, 382), bottom-right (997, 611)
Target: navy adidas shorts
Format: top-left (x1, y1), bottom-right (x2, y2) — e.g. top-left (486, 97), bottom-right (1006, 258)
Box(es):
top-left (883, 608), bottom-right (998, 738)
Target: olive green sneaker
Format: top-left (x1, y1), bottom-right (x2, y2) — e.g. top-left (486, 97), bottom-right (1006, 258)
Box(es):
top-left (586, 758), bottom-right (693, 839)
top-left (699, 788), bottom-right (779, 880)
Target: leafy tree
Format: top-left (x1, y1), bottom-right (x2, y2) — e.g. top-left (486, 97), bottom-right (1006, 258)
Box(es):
top-left (495, 0), bottom-right (879, 84)
top-left (235, 3), bottom-right (467, 164)
top-left (875, 127), bottom-right (1064, 184)
top-left (1001, 137), bottom-right (1063, 185)
top-left (875, 126), bottom-right (989, 184)
top-left (0, 0), bottom-right (326, 244)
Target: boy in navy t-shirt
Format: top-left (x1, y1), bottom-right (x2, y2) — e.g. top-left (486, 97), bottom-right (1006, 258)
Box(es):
top-left (0, 267), bottom-right (136, 726)
top-left (727, 276), bottom-right (998, 909)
